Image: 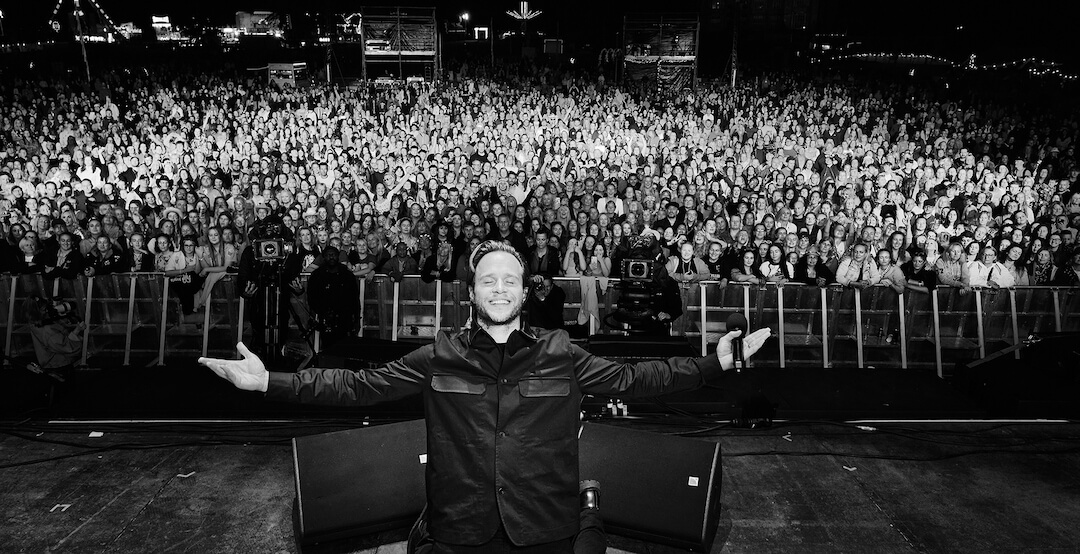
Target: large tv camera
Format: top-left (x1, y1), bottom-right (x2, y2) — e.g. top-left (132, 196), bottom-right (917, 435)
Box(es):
top-left (249, 214), bottom-right (295, 264)
top-left (607, 235), bottom-right (671, 332)
top-left (254, 238), bottom-right (295, 262)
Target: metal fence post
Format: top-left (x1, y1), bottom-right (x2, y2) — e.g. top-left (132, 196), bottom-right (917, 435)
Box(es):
top-left (237, 296), bottom-right (245, 349)
top-left (820, 287), bottom-right (829, 368)
top-left (124, 276), bottom-right (137, 366)
top-left (80, 277), bottom-right (94, 367)
top-left (435, 279), bottom-right (443, 335)
top-left (932, 289), bottom-right (943, 378)
top-left (391, 280), bottom-right (400, 341)
top-left (776, 285), bottom-right (786, 369)
top-left (898, 291), bottom-right (908, 369)
top-left (1054, 287), bottom-right (1062, 330)
top-left (854, 288), bottom-right (864, 368)
top-left (1009, 288), bottom-right (1020, 360)
top-left (699, 282), bottom-right (708, 354)
top-left (158, 277), bottom-right (170, 365)
top-left (974, 288), bottom-right (986, 359)
top-left (4, 276), bottom-right (17, 361)
top-left (357, 278), bottom-right (366, 337)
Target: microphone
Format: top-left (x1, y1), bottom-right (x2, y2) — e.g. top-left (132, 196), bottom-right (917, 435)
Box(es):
top-left (726, 312), bottom-right (748, 372)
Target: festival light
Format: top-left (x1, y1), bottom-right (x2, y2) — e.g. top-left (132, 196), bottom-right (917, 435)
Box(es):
top-left (507, 1), bottom-right (542, 21)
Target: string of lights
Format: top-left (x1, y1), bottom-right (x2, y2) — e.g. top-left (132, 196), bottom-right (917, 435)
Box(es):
top-left (822, 52), bottom-right (1078, 82)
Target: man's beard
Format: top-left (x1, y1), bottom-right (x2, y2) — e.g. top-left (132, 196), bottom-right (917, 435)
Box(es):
top-left (473, 296), bottom-right (524, 327)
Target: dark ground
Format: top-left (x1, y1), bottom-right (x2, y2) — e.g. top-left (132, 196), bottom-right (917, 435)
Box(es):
top-left (2, 420), bottom-right (1079, 553)
top-left (2, 356), bottom-right (1079, 553)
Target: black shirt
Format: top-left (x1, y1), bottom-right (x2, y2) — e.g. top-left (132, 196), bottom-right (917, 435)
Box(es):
top-left (267, 326), bottom-right (723, 546)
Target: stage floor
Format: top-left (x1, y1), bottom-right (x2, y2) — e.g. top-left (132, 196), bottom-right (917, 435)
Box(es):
top-left (2, 420), bottom-right (1079, 553)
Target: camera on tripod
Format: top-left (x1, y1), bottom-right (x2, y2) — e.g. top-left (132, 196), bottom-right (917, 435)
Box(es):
top-left (606, 235), bottom-right (668, 331)
top-left (254, 238), bottom-right (295, 262)
top-left (621, 259), bottom-right (655, 282)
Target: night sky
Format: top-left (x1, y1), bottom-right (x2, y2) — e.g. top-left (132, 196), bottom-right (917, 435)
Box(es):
top-left (3, 1), bottom-right (1077, 68)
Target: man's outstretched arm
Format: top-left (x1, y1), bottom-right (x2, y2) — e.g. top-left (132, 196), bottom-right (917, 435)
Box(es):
top-left (575, 327), bottom-right (772, 397)
top-left (200, 342), bottom-right (431, 406)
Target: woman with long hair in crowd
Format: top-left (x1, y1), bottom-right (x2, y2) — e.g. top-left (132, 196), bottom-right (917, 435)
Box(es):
top-left (759, 243), bottom-right (792, 283)
top-left (923, 236), bottom-right (943, 268)
top-left (795, 247), bottom-right (835, 287)
top-left (154, 234), bottom-right (195, 318)
top-left (992, 244), bottom-right (1030, 288)
top-left (294, 227), bottom-right (321, 273)
top-left (562, 236), bottom-right (586, 277)
top-left (829, 221), bottom-right (849, 259)
top-left (937, 242), bottom-right (970, 292)
top-left (584, 243), bottom-right (612, 279)
top-left (193, 226), bottom-right (237, 311)
top-left (731, 249), bottom-right (764, 285)
top-left (885, 231), bottom-right (910, 266)
top-left (1028, 248), bottom-right (1058, 285)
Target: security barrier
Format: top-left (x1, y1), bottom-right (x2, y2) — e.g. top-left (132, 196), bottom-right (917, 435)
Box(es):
top-left (2, 272), bottom-right (1075, 375)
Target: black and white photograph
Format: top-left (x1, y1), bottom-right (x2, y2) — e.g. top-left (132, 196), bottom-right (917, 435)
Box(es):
top-left (1, 1), bottom-right (1078, 552)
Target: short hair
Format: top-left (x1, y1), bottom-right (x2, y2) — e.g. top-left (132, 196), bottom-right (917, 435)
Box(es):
top-left (466, 240), bottom-right (529, 287)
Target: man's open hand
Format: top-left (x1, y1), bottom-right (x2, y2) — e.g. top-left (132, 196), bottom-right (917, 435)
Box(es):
top-left (199, 342), bottom-right (269, 392)
top-left (716, 327), bottom-right (773, 370)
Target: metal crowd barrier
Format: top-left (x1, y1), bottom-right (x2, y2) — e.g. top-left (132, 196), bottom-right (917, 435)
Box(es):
top-left (2, 272), bottom-right (1076, 375)
top-left (2, 273), bottom-right (241, 367)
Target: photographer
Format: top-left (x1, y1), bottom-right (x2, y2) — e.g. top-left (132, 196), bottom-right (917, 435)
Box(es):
top-left (23, 296), bottom-right (86, 372)
top-left (525, 273), bottom-right (565, 330)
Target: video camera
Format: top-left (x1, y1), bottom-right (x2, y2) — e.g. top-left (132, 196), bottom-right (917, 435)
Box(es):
top-left (608, 235), bottom-right (666, 330)
top-left (249, 213), bottom-right (295, 263)
top-left (254, 238), bottom-right (295, 262)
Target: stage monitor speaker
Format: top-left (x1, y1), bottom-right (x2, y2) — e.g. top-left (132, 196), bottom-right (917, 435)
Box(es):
top-left (293, 419), bottom-right (722, 550)
top-left (578, 422), bottom-right (722, 551)
top-left (292, 419), bottom-right (427, 545)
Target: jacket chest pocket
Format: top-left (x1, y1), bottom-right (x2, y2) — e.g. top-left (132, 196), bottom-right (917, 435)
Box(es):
top-left (431, 374), bottom-right (488, 395)
top-left (518, 377), bottom-right (571, 398)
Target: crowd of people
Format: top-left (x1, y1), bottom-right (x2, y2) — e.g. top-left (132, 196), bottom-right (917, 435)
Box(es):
top-left (1, 62), bottom-right (1079, 334)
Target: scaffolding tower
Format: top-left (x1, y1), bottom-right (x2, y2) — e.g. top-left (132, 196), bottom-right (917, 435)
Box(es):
top-left (360, 6), bottom-right (440, 82)
top-left (622, 14), bottom-right (700, 97)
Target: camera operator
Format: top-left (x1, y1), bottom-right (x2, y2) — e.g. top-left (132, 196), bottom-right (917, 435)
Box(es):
top-left (237, 206), bottom-right (299, 360)
top-left (306, 246), bottom-right (358, 348)
top-left (611, 232), bottom-right (683, 336)
top-left (23, 296), bottom-right (86, 373)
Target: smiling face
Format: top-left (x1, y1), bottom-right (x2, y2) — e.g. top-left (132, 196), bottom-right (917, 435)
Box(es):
top-left (471, 249), bottom-right (525, 327)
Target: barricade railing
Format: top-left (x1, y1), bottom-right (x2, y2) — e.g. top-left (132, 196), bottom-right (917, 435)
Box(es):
top-left (2, 271), bottom-right (1075, 376)
top-left (2, 272), bottom-right (242, 367)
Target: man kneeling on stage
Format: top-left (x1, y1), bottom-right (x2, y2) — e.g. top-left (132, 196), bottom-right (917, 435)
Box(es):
top-left (201, 240), bottom-right (771, 553)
